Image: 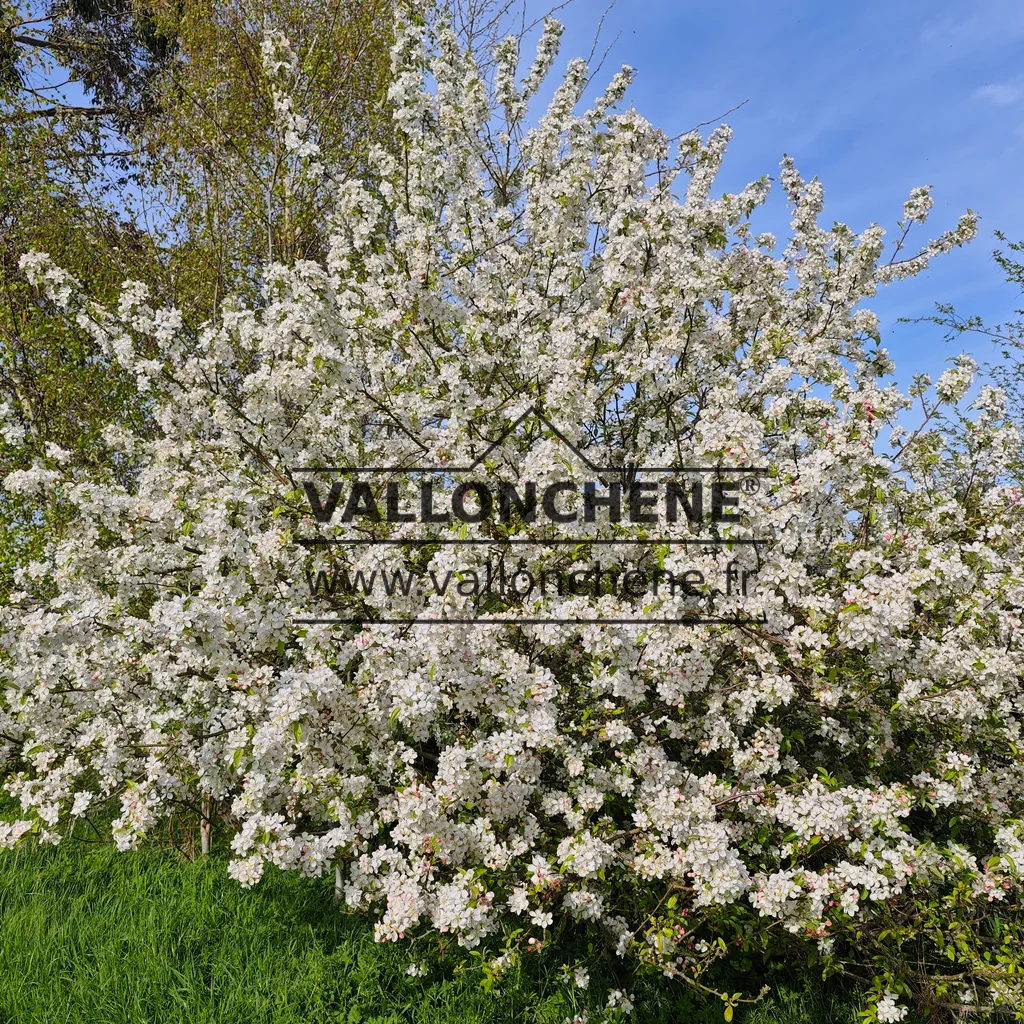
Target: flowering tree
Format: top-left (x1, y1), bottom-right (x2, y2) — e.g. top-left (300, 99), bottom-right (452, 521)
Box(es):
top-left (2, 9), bottom-right (1023, 1020)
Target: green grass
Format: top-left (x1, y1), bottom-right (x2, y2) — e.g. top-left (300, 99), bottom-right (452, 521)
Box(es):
top-left (0, 841), bottom-right (871, 1024)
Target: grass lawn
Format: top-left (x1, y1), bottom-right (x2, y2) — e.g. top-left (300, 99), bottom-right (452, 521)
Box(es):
top-left (0, 840), bottom-right (874, 1024)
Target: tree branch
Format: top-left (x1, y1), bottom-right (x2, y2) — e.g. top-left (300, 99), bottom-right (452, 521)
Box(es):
top-left (1, 104), bottom-right (125, 123)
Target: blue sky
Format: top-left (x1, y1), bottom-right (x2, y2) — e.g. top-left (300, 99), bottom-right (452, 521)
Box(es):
top-left (535, 0), bottom-right (1024, 386)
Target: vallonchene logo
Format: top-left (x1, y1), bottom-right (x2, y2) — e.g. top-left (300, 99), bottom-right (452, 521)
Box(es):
top-left (291, 406), bottom-right (770, 626)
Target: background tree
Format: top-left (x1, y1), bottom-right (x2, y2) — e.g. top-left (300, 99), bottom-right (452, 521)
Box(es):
top-left (0, 117), bottom-right (160, 596)
top-left (1, 0), bottom-right (175, 124)
top-left (140, 0), bottom-right (394, 310)
top-left (0, 0), bottom-right (395, 599)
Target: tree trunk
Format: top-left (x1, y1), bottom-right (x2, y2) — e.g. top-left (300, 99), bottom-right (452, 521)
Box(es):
top-left (200, 798), bottom-right (211, 855)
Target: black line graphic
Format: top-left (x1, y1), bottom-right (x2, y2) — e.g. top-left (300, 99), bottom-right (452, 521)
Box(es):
top-left (294, 616), bottom-right (768, 626)
top-left (288, 406), bottom-right (769, 476)
top-left (296, 537), bottom-right (771, 546)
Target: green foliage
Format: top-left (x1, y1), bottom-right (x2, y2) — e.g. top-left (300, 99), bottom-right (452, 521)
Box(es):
top-left (0, 117), bottom-right (157, 598)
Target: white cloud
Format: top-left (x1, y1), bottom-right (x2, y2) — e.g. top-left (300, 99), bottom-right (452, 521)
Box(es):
top-left (975, 76), bottom-right (1024, 106)
top-left (921, 3), bottom-right (1024, 49)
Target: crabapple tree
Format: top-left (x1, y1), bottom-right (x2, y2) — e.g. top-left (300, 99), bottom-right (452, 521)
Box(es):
top-left (2, 11), bottom-right (1022, 1020)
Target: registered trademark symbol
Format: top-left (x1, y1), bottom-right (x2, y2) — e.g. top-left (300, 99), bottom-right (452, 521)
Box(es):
top-left (742, 476), bottom-right (760, 495)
